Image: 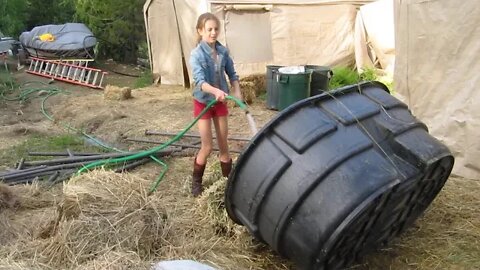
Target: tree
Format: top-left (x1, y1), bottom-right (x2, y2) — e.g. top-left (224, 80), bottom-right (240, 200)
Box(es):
top-left (25, 0), bottom-right (76, 30)
top-left (74, 0), bottom-right (146, 63)
top-left (0, 0), bottom-right (28, 38)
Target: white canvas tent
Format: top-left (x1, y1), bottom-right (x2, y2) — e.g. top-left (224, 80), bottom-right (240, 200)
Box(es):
top-left (143, 0), bottom-right (377, 86)
top-left (394, 0), bottom-right (480, 180)
top-left (354, 0), bottom-right (395, 74)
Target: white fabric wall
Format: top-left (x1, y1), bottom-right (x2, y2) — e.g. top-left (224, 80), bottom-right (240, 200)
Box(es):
top-left (394, 0), bottom-right (480, 179)
top-left (355, 0), bottom-right (395, 74)
top-left (144, 0), bottom-right (376, 85)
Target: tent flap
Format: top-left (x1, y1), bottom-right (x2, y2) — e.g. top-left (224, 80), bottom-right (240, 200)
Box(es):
top-left (394, 0), bottom-right (480, 179)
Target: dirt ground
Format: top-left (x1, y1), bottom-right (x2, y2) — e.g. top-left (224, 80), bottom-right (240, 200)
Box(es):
top-left (0, 64), bottom-right (479, 270)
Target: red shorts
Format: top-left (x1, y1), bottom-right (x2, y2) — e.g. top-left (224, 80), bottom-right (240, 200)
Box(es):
top-left (194, 99), bottom-right (229, 119)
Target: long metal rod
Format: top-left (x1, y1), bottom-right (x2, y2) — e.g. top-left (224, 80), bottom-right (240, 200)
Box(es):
top-left (114, 158), bottom-right (151, 173)
top-left (50, 170), bottom-right (76, 185)
top-left (0, 165), bottom-right (48, 178)
top-left (2, 149), bottom-right (179, 181)
top-left (144, 130), bottom-right (251, 142)
top-left (23, 148), bottom-right (178, 167)
top-left (126, 138), bottom-right (243, 154)
top-left (3, 169), bottom-right (69, 184)
top-left (1, 161), bottom-right (95, 181)
top-left (28, 151), bottom-right (103, 157)
top-left (47, 171), bottom-right (60, 183)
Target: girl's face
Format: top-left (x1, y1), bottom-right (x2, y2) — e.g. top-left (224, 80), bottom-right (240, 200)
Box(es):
top-left (199, 19), bottom-right (219, 45)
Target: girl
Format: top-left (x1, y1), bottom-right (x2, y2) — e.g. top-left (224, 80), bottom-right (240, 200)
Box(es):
top-left (189, 12), bottom-right (242, 197)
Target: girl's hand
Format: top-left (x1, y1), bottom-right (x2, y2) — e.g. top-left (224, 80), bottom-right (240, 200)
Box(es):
top-left (232, 90), bottom-right (243, 101)
top-left (231, 80), bottom-right (243, 102)
top-left (214, 88), bottom-right (227, 102)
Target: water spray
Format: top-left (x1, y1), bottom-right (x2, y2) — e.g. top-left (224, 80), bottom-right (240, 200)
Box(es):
top-left (226, 95), bottom-right (258, 136)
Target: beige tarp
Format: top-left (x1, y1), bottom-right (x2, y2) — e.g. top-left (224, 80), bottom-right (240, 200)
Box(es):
top-left (143, 0), bottom-right (185, 84)
top-left (394, 0), bottom-right (480, 179)
top-left (354, 0), bottom-right (395, 74)
top-left (144, 0), bottom-right (376, 85)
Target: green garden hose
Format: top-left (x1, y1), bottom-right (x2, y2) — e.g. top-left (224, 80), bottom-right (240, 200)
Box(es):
top-left (77, 95), bottom-right (247, 194)
top-left (2, 70), bottom-right (249, 194)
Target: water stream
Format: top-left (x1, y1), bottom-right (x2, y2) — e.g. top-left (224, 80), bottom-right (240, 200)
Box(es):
top-left (245, 112), bottom-right (258, 137)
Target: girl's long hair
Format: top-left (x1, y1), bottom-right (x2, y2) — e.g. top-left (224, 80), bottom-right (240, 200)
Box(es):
top-left (195, 12), bottom-right (221, 44)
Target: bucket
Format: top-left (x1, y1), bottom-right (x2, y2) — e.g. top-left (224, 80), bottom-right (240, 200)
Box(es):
top-left (225, 81), bottom-right (454, 270)
top-left (266, 65), bottom-right (283, 110)
top-left (276, 70), bottom-right (312, 111)
top-left (305, 65), bottom-right (332, 96)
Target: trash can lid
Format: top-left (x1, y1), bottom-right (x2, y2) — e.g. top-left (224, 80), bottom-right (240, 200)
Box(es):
top-left (278, 66), bottom-right (305, 74)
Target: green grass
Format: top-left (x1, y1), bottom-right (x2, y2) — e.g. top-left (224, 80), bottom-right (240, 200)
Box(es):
top-left (0, 134), bottom-right (107, 167)
top-left (328, 67), bottom-right (393, 92)
top-left (328, 66), bottom-right (361, 90)
top-left (133, 70), bottom-right (153, 89)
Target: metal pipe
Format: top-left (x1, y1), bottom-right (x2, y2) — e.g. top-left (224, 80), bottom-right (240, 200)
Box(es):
top-left (16, 158), bottom-right (25, 169)
top-left (28, 151), bottom-right (103, 156)
top-left (50, 170), bottom-right (77, 186)
top-left (126, 138), bottom-right (243, 154)
top-left (49, 169), bottom-right (77, 186)
top-left (2, 166), bottom-right (82, 181)
top-left (66, 149), bottom-right (74, 157)
top-left (47, 171), bottom-right (60, 182)
top-left (23, 148), bottom-right (178, 167)
top-left (114, 158), bottom-right (151, 173)
top-left (144, 130), bottom-right (251, 142)
top-left (0, 165), bottom-right (48, 178)
top-left (2, 147), bottom-right (181, 181)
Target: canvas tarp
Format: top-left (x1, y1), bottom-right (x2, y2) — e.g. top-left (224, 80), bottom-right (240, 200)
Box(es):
top-left (144, 0), bottom-right (376, 85)
top-left (394, 0), bottom-right (480, 179)
top-left (354, 0), bottom-right (395, 74)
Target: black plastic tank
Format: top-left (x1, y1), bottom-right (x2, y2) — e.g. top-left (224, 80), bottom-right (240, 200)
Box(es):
top-left (225, 81), bottom-right (454, 270)
top-left (305, 65), bottom-right (333, 96)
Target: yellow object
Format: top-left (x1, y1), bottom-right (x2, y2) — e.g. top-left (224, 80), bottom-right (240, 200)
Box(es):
top-left (39, 33), bottom-right (55, 42)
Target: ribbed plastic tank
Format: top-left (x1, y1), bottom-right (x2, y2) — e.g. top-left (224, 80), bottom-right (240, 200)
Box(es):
top-left (225, 81), bottom-right (454, 270)
top-left (266, 65), bottom-right (283, 110)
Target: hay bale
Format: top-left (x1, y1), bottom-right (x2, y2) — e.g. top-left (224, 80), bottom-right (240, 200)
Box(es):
top-left (228, 74), bottom-right (267, 106)
top-left (104, 85), bottom-right (132, 101)
top-left (238, 81), bottom-right (256, 105)
top-left (37, 170), bottom-right (168, 268)
top-left (241, 74), bottom-right (266, 96)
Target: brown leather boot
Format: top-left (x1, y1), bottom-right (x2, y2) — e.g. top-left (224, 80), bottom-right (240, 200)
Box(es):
top-left (220, 159), bottom-right (232, 178)
top-left (192, 158), bottom-right (206, 197)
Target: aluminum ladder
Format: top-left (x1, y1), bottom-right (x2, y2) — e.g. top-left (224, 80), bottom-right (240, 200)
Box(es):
top-left (26, 57), bottom-right (107, 89)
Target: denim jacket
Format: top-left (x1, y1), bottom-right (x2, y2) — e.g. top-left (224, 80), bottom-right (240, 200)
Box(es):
top-left (190, 41), bottom-right (239, 104)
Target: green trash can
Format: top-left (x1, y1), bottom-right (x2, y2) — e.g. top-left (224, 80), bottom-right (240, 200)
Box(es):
top-left (277, 70), bottom-right (312, 111)
top-left (266, 65), bottom-right (284, 110)
top-left (305, 65), bottom-right (332, 96)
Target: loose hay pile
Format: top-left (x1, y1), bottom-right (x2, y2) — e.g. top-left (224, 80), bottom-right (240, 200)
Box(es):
top-left (0, 170), bottom-right (168, 269)
top-left (0, 183), bottom-right (17, 210)
top-left (41, 170), bottom-right (167, 267)
top-left (195, 173), bottom-right (240, 237)
top-left (0, 160), bottom-right (477, 270)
